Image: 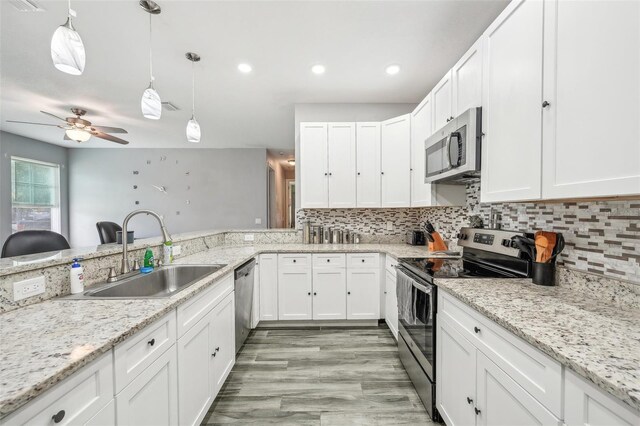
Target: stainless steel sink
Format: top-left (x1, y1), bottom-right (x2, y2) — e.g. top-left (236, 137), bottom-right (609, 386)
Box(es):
top-left (66, 264), bottom-right (227, 299)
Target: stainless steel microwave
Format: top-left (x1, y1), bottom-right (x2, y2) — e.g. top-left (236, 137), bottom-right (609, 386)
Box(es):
top-left (424, 107), bottom-right (481, 184)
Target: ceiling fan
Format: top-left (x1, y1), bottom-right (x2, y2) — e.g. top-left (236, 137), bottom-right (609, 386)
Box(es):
top-left (6, 108), bottom-right (130, 145)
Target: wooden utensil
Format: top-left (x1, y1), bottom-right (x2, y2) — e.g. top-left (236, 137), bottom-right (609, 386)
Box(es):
top-left (535, 231), bottom-right (557, 263)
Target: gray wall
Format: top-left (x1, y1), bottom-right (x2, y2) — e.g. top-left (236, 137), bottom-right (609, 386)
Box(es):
top-left (293, 103), bottom-right (417, 219)
top-left (69, 148), bottom-right (267, 247)
top-left (0, 131), bottom-right (70, 245)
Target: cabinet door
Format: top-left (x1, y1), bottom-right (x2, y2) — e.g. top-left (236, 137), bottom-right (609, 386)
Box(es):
top-left (300, 122), bottom-right (328, 208)
top-left (410, 94), bottom-right (434, 207)
top-left (437, 317), bottom-right (477, 426)
top-left (356, 122), bottom-right (381, 207)
top-left (278, 268), bottom-right (312, 320)
top-left (542, 0), bottom-right (640, 199)
top-left (85, 399), bottom-right (115, 426)
top-left (178, 316), bottom-right (213, 426)
top-left (384, 270), bottom-right (398, 339)
top-left (481, 0), bottom-right (544, 202)
top-left (346, 269), bottom-right (380, 320)
top-left (432, 70), bottom-right (453, 131)
top-left (259, 254), bottom-right (278, 321)
top-left (211, 292), bottom-right (235, 395)
top-left (475, 352), bottom-right (561, 426)
top-left (252, 259), bottom-right (260, 328)
top-left (312, 268), bottom-right (347, 320)
top-left (564, 369), bottom-right (640, 426)
top-left (327, 122), bottom-right (356, 207)
top-left (381, 114), bottom-right (411, 207)
top-left (116, 345), bottom-right (178, 426)
top-left (452, 38), bottom-right (483, 116)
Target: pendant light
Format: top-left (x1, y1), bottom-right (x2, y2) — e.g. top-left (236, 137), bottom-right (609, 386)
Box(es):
top-left (140, 1), bottom-right (162, 120)
top-left (51, 0), bottom-right (85, 75)
top-left (185, 52), bottom-right (201, 143)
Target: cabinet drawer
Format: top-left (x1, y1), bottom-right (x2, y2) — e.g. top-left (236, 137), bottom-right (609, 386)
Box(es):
top-left (278, 253), bottom-right (311, 268)
top-left (385, 255), bottom-right (398, 275)
top-left (4, 353), bottom-right (113, 426)
top-left (177, 272), bottom-right (233, 338)
top-left (347, 253), bottom-right (379, 268)
top-left (114, 310), bottom-right (176, 393)
top-left (438, 291), bottom-right (562, 417)
top-left (313, 253), bottom-right (346, 268)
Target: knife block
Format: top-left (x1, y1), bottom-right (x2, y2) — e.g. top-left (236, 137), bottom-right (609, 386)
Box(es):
top-left (428, 231), bottom-right (448, 252)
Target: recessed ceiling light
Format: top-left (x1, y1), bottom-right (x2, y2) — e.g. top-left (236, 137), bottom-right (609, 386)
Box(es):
top-left (386, 65), bottom-right (400, 75)
top-left (311, 64), bottom-right (326, 75)
top-left (238, 63), bottom-right (252, 73)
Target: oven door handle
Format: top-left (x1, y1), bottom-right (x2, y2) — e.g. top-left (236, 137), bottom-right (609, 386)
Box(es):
top-left (396, 267), bottom-right (433, 294)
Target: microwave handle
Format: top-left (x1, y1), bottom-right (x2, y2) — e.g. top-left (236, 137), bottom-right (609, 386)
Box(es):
top-left (446, 132), bottom-right (462, 169)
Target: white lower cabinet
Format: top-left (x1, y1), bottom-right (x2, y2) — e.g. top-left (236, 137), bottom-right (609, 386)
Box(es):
top-left (564, 369), bottom-right (640, 426)
top-left (278, 260), bottom-right (313, 320)
top-left (384, 269), bottom-right (398, 339)
top-left (258, 254), bottom-right (278, 321)
top-left (3, 353), bottom-right (114, 426)
top-left (211, 292), bottom-right (236, 394)
top-left (177, 312), bottom-right (214, 426)
top-left (346, 268), bottom-right (380, 320)
top-left (116, 344), bottom-right (179, 426)
top-left (312, 267), bottom-right (347, 320)
top-left (85, 399), bottom-right (115, 425)
top-left (475, 351), bottom-right (560, 426)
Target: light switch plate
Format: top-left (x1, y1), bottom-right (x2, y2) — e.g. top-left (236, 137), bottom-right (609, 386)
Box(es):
top-left (386, 221), bottom-right (394, 231)
top-left (172, 245), bottom-right (182, 256)
top-left (244, 234), bottom-right (255, 242)
top-left (13, 276), bottom-right (46, 301)
top-left (255, 218), bottom-right (262, 224)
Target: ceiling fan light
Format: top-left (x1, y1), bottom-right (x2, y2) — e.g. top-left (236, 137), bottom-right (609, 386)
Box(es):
top-left (186, 117), bottom-right (201, 143)
top-left (65, 128), bottom-right (91, 142)
top-left (51, 18), bottom-right (85, 75)
top-left (141, 85), bottom-right (162, 119)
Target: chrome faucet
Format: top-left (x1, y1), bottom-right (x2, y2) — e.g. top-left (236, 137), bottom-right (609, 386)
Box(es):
top-left (121, 209), bottom-right (172, 274)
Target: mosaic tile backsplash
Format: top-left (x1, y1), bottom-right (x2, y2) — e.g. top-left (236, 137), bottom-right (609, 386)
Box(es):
top-left (299, 181), bottom-right (640, 284)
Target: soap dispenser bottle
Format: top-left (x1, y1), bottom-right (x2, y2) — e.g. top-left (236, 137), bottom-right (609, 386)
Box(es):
top-left (70, 258), bottom-right (85, 294)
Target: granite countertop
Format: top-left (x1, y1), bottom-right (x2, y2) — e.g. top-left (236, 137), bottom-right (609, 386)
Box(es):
top-left (0, 243), bottom-right (434, 417)
top-left (435, 277), bottom-right (640, 412)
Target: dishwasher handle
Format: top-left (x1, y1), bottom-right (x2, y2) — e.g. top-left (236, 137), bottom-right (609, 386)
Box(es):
top-left (235, 258), bottom-right (256, 280)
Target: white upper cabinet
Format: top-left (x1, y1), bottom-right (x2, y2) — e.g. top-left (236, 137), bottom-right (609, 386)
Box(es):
top-left (481, 0), bottom-right (544, 202)
top-left (356, 122), bottom-right (382, 207)
top-left (410, 94), bottom-right (434, 207)
top-left (327, 123), bottom-right (357, 208)
top-left (300, 123), bottom-right (328, 208)
top-left (381, 114), bottom-right (412, 207)
top-left (541, 0), bottom-right (640, 199)
top-left (432, 71), bottom-right (454, 132)
top-left (452, 38), bottom-right (483, 116)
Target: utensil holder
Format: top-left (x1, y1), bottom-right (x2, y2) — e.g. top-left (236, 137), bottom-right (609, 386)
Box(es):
top-left (532, 261), bottom-right (555, 286)
top-left (116, 231), bottom-right (134, 244)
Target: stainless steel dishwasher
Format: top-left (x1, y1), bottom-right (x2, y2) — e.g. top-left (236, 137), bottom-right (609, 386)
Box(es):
top-left (234, 259), bottom-right (255, 354)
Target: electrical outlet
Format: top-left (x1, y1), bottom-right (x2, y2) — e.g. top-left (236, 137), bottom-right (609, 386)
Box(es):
top-left (244, 234), bottom-right (255, 242)
top-left (255, 218), bottom-right (262, 225)
top-left (13, 276), bottom-right (46, 301)
top-left (172, 245), bottom-right (182, 256)
top-left (386, 221), bottom-right (394, 231)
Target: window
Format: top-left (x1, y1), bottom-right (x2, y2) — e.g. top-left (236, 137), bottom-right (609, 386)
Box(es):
top-left (11, 157), bottom-right (61, 234)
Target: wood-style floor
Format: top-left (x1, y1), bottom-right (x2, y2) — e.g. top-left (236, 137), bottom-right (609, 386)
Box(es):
top-left (201, 325), bottom-right (436, 425)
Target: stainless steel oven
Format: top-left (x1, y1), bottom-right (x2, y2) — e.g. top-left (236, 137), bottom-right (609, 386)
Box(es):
top-left (396, 265), bottom-right (439, 421)
top-left (425, 107), bottom-right (481, 184)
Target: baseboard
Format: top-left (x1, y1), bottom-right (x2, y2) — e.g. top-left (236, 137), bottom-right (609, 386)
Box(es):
top-left (256, 319), bottom-right (381, 328)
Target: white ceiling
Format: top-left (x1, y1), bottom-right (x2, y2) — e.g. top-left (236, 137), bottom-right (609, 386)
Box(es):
top-left (0, 0), bottom-right (508, 149)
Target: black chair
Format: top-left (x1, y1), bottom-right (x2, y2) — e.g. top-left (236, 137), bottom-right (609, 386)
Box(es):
top-left (96, 221), bottom-right (122, 244)
top-left (1, 230), bottom-right (71, 258)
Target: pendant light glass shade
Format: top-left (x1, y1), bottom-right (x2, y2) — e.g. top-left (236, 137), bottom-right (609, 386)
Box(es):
top-left (141, 84), bottom-right (162, 120)
top-left (51, 17), bottom-right (85, 75)
top-left (186, 117), bottom-right (201, 143)
top-left (65, 128), bottom-right (91, 142)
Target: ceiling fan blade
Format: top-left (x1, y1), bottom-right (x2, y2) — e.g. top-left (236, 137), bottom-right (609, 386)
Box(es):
top-left (40, 111), bottom-right (69, 122)
top-left (91, 131), bottom-right (129, 145)
top-left (6, 120), bottom-right (61, 126)
top-left (90, 125), bottom-right (128, 134)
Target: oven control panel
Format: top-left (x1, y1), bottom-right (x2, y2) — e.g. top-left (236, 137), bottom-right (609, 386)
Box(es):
top-left (457, 228), bottom-right (525, 258)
